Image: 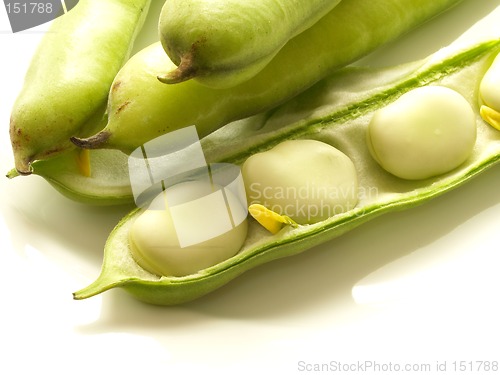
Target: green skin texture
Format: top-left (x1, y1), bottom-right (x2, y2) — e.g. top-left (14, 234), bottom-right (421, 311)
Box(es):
top-left (9, 0), bottom-right (151, 175)
top-left (73, 33), bottom-right (500, 305)
top-left (158, 0), bottom-right (342, 88)
top-left (74, 0), bottom-right (465, 154)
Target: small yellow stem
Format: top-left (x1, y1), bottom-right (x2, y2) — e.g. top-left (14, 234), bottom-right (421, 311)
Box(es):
top-left (480, 105), bottom-right (500, 131)
top-left (248, 204), bottom-right (298, 234)
top-left (76, 149), bottom-right (92, 177)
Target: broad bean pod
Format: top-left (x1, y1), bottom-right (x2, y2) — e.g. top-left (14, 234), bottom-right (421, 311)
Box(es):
top-left (9, 0), bottom-right (151, 175)
top-left (73, 10), bottom-right (500, 305)
top-left (157, 0), bottom-right (342, 88)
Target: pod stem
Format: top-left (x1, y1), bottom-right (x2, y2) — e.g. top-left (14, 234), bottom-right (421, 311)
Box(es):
top-left (70, 131), bottom-right (111, 150)
top-left (157, 52), bottom-right (197, 84)
top-left (6, 168), bottom-right (20, 179)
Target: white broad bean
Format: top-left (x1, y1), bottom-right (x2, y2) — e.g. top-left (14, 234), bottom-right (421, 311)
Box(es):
top-left (242, 139), bottom-right (359, 225)
top-left (366, 86), bottom-right (476, 180)
top-left (479, 52), bottom-right (500, 130)
top-left (480, 53), bottom-right (500, 110)
top-left (128, 180), bottom-right (248, 277)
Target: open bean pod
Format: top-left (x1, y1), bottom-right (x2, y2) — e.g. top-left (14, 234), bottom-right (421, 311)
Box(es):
top-left (74, 11), bottom-right (500, 305)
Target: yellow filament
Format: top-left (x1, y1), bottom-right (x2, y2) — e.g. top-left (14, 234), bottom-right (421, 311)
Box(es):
top-left (480, 105), bottom-right (500, 131)
top-left (248, 204), bottom-right (297, 234)
top-left (76, 149), bottom-right (92, 177)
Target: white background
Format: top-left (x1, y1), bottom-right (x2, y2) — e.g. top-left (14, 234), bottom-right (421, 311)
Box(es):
top-left (1, 1), bottom-right (499, 374)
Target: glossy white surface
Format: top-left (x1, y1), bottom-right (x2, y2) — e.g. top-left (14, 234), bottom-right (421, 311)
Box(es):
top-left (1, 1), bottom-right (499, 374)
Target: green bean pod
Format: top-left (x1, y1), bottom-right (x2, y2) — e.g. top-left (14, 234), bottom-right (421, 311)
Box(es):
top-left (72, 0), bottom-right (464, 153)
top-left (9, 0), bottom-right (151, 175)
top-left (157, 0), bottom-right (342, 88)
top-left (73, 10), bottom-right (500, 305)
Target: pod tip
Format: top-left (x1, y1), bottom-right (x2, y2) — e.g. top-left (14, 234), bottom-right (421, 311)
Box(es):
top-left (157, 67), bottom-right (196, 84)
top-left (157, 53), bottom-right (197, 84)
top-left (6, 168), bottom-right (20, 179)
top-left (70, 131), bottom-right (110, 150)
top-left (13, 158), bottom-right (33, 176)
